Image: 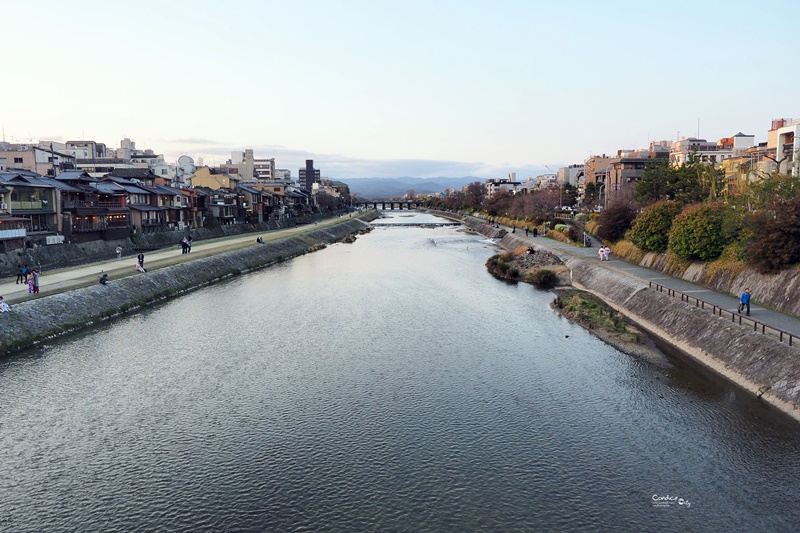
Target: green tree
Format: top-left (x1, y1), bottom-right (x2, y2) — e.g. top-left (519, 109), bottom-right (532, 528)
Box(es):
top-left (627, 201), bottom-right (682, 253)
top-left (633, 159), bottom-right (673, 205)
top-left (668, 202), bottom-right (742, 261)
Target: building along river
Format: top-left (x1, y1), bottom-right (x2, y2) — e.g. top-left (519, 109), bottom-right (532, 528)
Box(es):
top-left (1, 210), bottom-right (800, 531)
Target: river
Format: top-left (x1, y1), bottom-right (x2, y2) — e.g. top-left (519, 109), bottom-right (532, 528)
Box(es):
top-left (1, 210), bottom-right (799, 532)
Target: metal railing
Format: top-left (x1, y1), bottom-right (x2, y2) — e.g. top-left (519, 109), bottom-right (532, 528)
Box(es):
top-left (649, 281), bottom-right (796, 347)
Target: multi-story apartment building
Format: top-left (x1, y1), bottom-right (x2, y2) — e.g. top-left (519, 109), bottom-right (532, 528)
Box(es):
top-left (669, 133), bottom-right (755, 166)
top-left (0, 143), bottom-right (76, 175)
top-left (556, 164), bottom-right (584, 187)
top-left (222, 149), bottom-right (256, 181)
top-left (66, 140), bottom-right (108, 160)
top-left (254, 157), bottom-right (275, 181)
top-left (767, 118), bottom-right (800, 176)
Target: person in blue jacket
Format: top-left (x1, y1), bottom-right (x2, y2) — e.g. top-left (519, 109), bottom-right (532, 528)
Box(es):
top-left (739, 288), bottom-right (752, 316)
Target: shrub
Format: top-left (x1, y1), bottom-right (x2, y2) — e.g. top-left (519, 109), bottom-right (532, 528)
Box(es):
top-left (554, 223), bottom-right (569, 232)
top-left (528, 269), bottom-right (558, 287)
top-left (566, 226), bottom-right (580, 242)
top-left (668, 202), bottom-right (742, 262)
top-left (628, 200), bottom-right (682, 253)
top-left (745, 196), bottom-right (800, 273)
top-left (596, 202), bottom-right (638, 243)
top-left (574, 213), bottom-right (589, 222)
top-left (551, 217), bottom-right (567, 226)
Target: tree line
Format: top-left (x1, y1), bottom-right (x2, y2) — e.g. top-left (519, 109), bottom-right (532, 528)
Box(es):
top-left (424, 155), bottom-right (800, 273)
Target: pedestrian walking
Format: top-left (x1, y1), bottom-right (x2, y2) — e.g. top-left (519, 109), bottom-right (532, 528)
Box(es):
top-left (115, 245), bottom-right (123, 260)
top-left (603, 246), bottom-right (611, 261)
top-left (137, 252), bottom-right (145, 269)
top-left (739, 288), bottom-right (752, 316)
top-left (525, 227), bottom-right (529, 237)
top-left (21, 264), bottom-right (28, 283)
top-left (32, 269), bottom-right (40, 294)
top-left (15, 263), bottom-right (23, 284)
top-left (27, 274), bottom-right (34, 294)
top-left (598, 247), bottom-right (606, 261)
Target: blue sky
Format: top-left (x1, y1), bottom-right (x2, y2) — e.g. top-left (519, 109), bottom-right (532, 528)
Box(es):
top-left (3, 0), bottom-right (798, 179)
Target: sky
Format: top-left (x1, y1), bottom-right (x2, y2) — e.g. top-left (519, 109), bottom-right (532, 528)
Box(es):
top-left (3, 0), bottom-right (799, 180)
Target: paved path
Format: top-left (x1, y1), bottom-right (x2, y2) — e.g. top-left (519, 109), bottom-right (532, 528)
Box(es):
top-left (0, 217), bottom-right (352, 304)
top-left (484, 217), bottom-right (800, 339)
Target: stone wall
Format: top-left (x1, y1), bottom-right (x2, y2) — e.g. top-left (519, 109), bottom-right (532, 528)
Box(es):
top-left (640, 251), bottom-right (800, 317)
top-left (0, 215), bottom-right (326, 279)
top-left (0, 217), bottom-right (375, 355)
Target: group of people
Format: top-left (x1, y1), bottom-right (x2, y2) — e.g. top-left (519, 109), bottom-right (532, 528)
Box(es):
top-left (135, 252), bottom-right (147, 273)
top-left (180, 236), bottom-right (193, 254)
top-left (598, 246), bottom-right (611, 261)
top-left (15, 263), bottom-right (40, 284)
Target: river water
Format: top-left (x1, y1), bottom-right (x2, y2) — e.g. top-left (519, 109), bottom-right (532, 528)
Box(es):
top-left (2, 211), bottom-right (800, 532)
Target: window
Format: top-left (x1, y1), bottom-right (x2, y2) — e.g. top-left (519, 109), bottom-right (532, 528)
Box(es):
top-left (14, 157), bottom-right (23, 164)
top-left (161, 169), bottom-right (167, 175)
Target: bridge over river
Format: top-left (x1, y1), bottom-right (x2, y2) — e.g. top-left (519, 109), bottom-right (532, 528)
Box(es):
top-left (370, 221), bottom-right (462, 227)
top-left (355, 200), bottom-right (423, 210)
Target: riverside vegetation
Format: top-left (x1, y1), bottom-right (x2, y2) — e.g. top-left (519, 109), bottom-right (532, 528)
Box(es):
top-left (484, 244), bottom-right (658, 357)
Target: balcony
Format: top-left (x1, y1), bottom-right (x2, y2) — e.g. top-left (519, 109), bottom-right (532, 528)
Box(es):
top-left (11, 200), bottom-right (49, 210)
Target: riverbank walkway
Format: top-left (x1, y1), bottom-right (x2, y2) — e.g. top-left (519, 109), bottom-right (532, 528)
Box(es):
top-left (0, 215), bottom-right (359, 304)
top-left (499, 221), bottom-right (800, 339)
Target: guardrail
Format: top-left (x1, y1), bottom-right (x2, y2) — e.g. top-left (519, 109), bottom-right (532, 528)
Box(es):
top-left (649, 281), bottom-right (796, 347)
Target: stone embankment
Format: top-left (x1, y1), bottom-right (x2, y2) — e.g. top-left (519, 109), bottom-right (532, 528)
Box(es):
top-left (0, 217), bottom-right (375, 355)
top-left (0, 214), bottom-right (327, 279)
top-left (636, 250), bottom-right (800, 317)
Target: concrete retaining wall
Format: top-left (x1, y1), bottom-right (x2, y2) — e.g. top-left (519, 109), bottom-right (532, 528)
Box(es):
top-left (0, 217), bottom-right (374, 355)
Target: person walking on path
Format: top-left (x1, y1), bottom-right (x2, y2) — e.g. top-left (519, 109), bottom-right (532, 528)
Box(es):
top-left (32, 269), bottom-right (40, 294)
top-left (739, 288), bottom-right (752, 316)
top-left (15, 263), bottom-right (23, 284)
top-left (603, 246), bottom-right (611, 261)
top-left (137, 252), bottom-right (145, 270)
top-left (115, 245), bottom-right (123, 260)
top-left (598, 247), bottom-right (606, 261)
top-left (21, 264), bottom-right (28, 283)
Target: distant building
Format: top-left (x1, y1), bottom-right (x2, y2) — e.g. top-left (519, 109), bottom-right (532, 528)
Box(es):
top-left (768, 118), bottom-right (800, 176)
top-left (0, 143), bottom-right (76, 176)
top-left (556, 164), bottom-right (584, 187)
top-left (299, 160), bottom-right (320, 192)
top-left (669, 133), bottom-right (754, 166)
top-left (222, 149), bottom-right (256, 181)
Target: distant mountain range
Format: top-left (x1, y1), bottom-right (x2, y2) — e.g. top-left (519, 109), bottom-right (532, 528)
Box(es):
top-left (338, 177), bottom-right (482, 199)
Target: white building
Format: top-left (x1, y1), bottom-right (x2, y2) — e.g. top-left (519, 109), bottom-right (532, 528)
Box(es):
top-left (485, 177), bottom-right (521, 196)
top-left (670, 133), bottom-right (755, 166)
top-left (768, 118), bottom-right (800, 176)
top-left (556, 164), bottom-right (584, 187)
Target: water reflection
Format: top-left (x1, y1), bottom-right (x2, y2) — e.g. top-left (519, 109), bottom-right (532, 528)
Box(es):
top-left (1, 210), bottom-right (799, 532)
